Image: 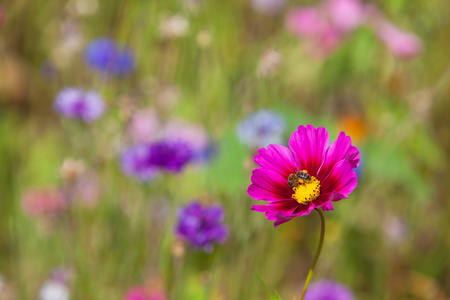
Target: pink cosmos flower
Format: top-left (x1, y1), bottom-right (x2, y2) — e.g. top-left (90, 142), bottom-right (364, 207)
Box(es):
top-left (373, 18), bottom-right (423, 59)
top-left (248, 125), bottom-right (359, 227)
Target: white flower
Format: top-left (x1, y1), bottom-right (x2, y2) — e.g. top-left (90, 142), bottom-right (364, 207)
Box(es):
top-left (159, 15), bottom-right (189, 39)
top-left (39, 281), bottom-right (70, 300)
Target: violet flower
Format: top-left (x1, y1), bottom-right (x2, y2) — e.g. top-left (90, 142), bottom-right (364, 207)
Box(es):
top-left (54, 88), bottom-right (105, 122)
top-left (120, 139), bottom-right (193, 181)
top-left (304, 280), bottom-right (354, 300)
top-left (174, 202), bottom-right (228, 253)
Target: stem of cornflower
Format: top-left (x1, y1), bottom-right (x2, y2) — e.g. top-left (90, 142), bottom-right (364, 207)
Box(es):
top-left (299, 208), bottom-right (325, 300)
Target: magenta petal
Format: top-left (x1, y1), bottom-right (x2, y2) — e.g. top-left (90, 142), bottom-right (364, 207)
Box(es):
top-left (318, 200), bottom-right (334, 211)
top-left (289, 125), bottom-right (330, 176)
top-left (329, 191), bottom-right (348, 202)
top-left (248, 168), bottom-right (293, 201)
top-left (254, 144), bottom-right (296, 178)
top-left (251, 204), bottom-right (273, 212)
top-left (322, 160), bottom-right (357, 198)
top-left (274, 212), bottom-right (295, 227)
top-left (318, 131), bottom-right (359, 180)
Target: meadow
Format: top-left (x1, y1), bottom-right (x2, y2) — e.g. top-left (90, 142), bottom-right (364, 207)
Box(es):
top-left (1, 0), bottom-right (450, 299)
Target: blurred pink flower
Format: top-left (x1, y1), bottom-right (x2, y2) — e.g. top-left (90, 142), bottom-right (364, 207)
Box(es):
top-left (286, 7), bottom-right (328, 37)
top-left (22, 187), bottom-right (67, 218)
top-left (128, 109), bottom-right (160, 144)
top-left (285, 0), bottom-right (374, 57)
top-left (124, 286), bottom-right (165, 300)
top-left (374, 18), bottom-right (423, 59)
top-left (285, 6), bottom-right (345, 57)
top-left (326, 0), bottom-right (375, 33)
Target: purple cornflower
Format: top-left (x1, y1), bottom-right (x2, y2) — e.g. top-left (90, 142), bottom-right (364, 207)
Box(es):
top-left (175, 202), bottom-right (228, 253)
top-left (236, 109), bottom-right (286, 149)
top-left (304, 280), bottom-right (354, 300)
top-left (120, 139), bottom-right (193, 181)
top-left (85, 38), bottom-right (135, 76)
top-left (54, 88), bottom-right (105, 122)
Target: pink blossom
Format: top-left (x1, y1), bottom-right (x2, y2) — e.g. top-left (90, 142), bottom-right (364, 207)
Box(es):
top-left (128, 109), bottom-right (160, 144)
top-left (22, 187), bottom-right (67, 218)
top-left (374, 18), bottom-right (423, 58)
top-left (248, 125), bottom-right (359, 227)
top-left (285, 7), bottom-right (328, 37)
top-left (325, 0), bottom-right (372, 33)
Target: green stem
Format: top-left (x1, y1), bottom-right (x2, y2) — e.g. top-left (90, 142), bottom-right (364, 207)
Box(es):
top-left (299, 208), bottom-right (326, 300)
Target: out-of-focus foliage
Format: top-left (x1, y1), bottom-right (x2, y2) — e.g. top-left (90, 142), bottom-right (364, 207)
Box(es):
top-left (1, 0), bottom-right (450, 299)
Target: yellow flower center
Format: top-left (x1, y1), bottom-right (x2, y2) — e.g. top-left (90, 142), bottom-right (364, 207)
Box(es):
top-left (291, 173), bottom-right (321, 204)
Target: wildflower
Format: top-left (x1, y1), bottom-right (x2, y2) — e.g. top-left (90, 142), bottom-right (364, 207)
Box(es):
top-left (325, 0), bottom-right (372, 34)
top-left (128, 109), bottom-right (160, 144)
top-left (250, 0), bottom-right (286, 15)
top-left (85, 38), bottom-right (135, 76)
top-left (256, 49), bottom-right (283, 78)
top-left (39, 269), bottom-right (71, 300)
top-left (304, 280), bottom-right (354, 300)
top-left (162, 119), bottom-right (215, 163)
top-left (125, 286), bottom-right (165, 300)
top-left (148, 139), bottom-right (193, 172)
top-left (285, 0), bottom-right (373, 57)
top-left (22, 187), bottom-right (67, 218)
top-left (174, 201), bottom-right (228, 253)
top-left (373, 18), bottom-right (423, 59)
top-left (128, 112), bottom-right (214, 164)
top-left (54, 88), bottom-right (105, 122)
top-left (60, 158), bottom-right (86, 181)
top-left (248, 125), bottom-right (359, 226)
top-left (236, 110), bottom-right (286, 149)
top-left (121, 140), bottom-right (192, 181)
top-left (159, 15), bottom-right (189, 39)
top-left (337, 114), bottom-right (367, 145)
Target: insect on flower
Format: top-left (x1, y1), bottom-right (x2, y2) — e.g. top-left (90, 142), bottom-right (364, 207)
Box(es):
top-left (287, 170), bottom-right (312, 188)
top-left (248, 124), bottom-right (359, 227)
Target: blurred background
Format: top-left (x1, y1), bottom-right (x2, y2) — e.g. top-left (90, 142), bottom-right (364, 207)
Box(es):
top-left (1, 0), bottom-right (450, 299)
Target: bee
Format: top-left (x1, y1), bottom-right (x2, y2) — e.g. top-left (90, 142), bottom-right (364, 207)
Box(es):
top-left (287, 170), bottom-right (312, 188)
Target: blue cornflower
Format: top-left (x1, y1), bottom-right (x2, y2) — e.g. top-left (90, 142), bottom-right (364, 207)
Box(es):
top-left (85, 38), bottom-right (135, 76)
top-left (236, 109), bottom-right (286, 149)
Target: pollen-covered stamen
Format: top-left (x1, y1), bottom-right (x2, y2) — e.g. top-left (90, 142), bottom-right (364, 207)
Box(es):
top-left (291, 172), bottom-right (321, 204)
